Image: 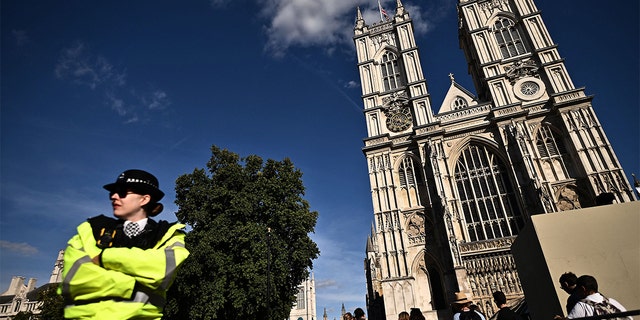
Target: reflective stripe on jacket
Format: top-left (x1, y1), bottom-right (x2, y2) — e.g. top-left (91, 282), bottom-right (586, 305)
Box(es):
top-left (59, 219), bottom-right (189, 319)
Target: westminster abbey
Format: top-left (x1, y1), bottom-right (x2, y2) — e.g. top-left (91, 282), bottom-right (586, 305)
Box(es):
top-left (353, 0), bottom-right (636, 319)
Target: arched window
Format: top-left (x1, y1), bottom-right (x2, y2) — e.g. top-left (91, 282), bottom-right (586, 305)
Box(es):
top-left (454, 144), bottom-right (523, 242)
top-left (381, 51), bottom-right (402, 91)
top-left (452, 96), bottom-right (468, 110)
top-left (399, 156), bottom-right (423, 188)
top-left (536, 125), bottom-right (567, 158)
top-left (535, 124), bottom-right (574, 178)
top-left (295, 286), bottom-right (305, 309)
top-left (370, 114), bottom-right (381, 136)
top-left (493, 17), bottom-right (527, 59)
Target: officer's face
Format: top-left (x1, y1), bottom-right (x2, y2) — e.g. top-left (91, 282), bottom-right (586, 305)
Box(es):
top-left (109, 188), bottom-right (150, 221)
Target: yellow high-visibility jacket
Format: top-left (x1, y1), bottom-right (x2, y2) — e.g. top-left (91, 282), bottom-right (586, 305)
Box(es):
top-left (59, 215), bottom-right (189, 319)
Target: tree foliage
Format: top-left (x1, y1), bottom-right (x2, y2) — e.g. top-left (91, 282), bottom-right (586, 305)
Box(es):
top-left (164, 146), bottom-right (320, 320)
top-left (12, 311), bottom-right (34, 320)
top-left (36, 284), bottom-right (64, 320)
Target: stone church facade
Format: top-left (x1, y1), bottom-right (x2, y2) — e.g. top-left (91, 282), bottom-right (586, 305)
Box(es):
top-left (0, 250), bottom-right (63, 320)
top-left (289, 273), bottom-right (317, 320)
top-left (354, 1), bottom-right (635, 319)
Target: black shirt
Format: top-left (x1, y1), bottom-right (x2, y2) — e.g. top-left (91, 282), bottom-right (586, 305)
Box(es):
top-left (496, 307), bottom-right (522, 320)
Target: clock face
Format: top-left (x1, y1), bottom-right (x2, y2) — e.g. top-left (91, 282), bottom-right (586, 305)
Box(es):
top-left (386, 108), bottom-right (412, 132)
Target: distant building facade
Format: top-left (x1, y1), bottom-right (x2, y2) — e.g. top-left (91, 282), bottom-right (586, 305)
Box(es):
top-left (0, 276), bottom-right (40, 319)
top-left (353, 0), bottom-right (635, 319)
top-left (289, 273), bottom-right (316, 320)
top-left (0, 250), bottom-right (63, 319)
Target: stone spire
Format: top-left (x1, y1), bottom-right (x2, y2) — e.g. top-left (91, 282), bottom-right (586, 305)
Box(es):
top-left (355, 6), bottom-right (365, 31)
top-left (396, 0), bottom-right (406, 16)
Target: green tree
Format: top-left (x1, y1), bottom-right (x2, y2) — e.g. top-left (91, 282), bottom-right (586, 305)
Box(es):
top-left (163, 146), bottom-right (320, 320)
top-left (36, 284), bottom-right (64, 320)
top-left (12, 311), bottom-right (34, 320)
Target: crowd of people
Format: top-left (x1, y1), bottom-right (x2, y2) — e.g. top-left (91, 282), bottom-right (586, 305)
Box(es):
top-left (344, 272), bottom-right (631, 320)
top-left (555, 272), bottom-right (631, 320)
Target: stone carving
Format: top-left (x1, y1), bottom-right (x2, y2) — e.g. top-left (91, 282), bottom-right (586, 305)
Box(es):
top-left (365, 137), bottom-right (389, 147)
top-left (459, 237), bottom-right (515, 254)
top-left (480, 0), bottom-right (508, 14)
top-left (556, 185), bottom-right (581, 211)
top-left (384, 212), bottom-right (392, 230)
top-left (463, 252), bottom-right (523, 303)
top-left (406, 213), bottom-right (426, 244)
top-left (539, 185), bottom-right (554, 212)
top-left (372, 33), bottom-right (396, 51)
top-left (435, 105), bottom-right (491, 122)
top-left (504, 59), bottom-right (539, 83)
top-left (383, 91), bottom-right (409, 112)
top-left (392, 136), bottom-right (410, 144)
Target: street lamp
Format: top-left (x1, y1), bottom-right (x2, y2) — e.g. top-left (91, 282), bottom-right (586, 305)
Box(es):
top-left (266, 227), bottom-right (271, 320)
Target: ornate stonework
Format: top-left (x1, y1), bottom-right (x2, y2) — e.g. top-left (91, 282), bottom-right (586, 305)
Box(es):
top-left (406, 213), bottom-right (426, 245)
top-left (480, 0), bottom-right (509, 14)
top-left (458, 238), bottom-right (515, 255)
top-left (504, 59), bottom-right (539, 83)
top-left (357, 1), bottom-right (635, 319)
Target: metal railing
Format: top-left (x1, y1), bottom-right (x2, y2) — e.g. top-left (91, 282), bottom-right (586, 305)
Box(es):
top-left (566, 309), bottom-right (640, 320)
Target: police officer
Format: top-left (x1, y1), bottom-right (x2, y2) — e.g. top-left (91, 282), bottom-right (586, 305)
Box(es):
top-left (59, 169), bottom-right (189, 319)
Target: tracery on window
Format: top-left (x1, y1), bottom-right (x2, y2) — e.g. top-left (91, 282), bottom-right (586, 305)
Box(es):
top-left (535, 124), bottom-right (574, 178)
top-left (399, 156), bottom-right (423, 188)
top-left (381, 51), bottom-right (402, 91)
top-left (295, 286), bottom-right (305, 309)
top-left (493, 17), bottom-right (527, 59)
top-left (454, 144), bottom-right (523, 242)
top-left (536, 125), bottom-right (567, 158)
top-left (452, 96), bottom-right (468, 110)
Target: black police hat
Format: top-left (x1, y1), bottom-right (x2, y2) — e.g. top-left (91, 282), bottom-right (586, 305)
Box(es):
top-left (103, 169), bottom-right (165, 202)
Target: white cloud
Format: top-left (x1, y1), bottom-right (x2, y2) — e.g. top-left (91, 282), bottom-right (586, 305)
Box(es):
top-left (55, 41), bottom-right (127, 90)
top-left (0, 241), bottom-right (39, 256)
top-left (260, 0), bottom-right (367, 57)
top-left (55, 41), bottom-right (170, 123)
top-left (209, 0), bottom-right (232, 7)
top-left (257, 0), bottom-right (443, 57)
top-left (344, 80), bottom-right (359, 89)
top-left (11, 29), bottom-right (30, 47)
top-left (106, 92), bottom-right (127, 116)
top-left (145, 90), bottom-right (170, 111)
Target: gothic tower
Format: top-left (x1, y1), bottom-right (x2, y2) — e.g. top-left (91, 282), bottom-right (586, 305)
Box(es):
top-left (289, 273), bottom-right (316, 320)
top-left (354, 1), bottom-right (635, 319)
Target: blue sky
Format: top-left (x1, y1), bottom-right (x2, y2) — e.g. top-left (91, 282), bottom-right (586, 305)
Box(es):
top-left (1, 0), bottom-right (638, 319)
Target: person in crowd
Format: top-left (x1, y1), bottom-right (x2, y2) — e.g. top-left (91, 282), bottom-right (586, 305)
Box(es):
top-left (398, 311), bottom-right (410, 320)
top-left (59, 169), bottom-right (190, 319)
top-left (343, 312), bottom-right (354, 320)
top-left (559, 272), bottom-right (582, 314)
top-left (469, 304), bottom-right (486, 319)
top-left (452, 292), bottom-right (485, 320)
top-left (492, 291), bottom-right (522, 320)
top-left (354, 307), bottom-right (366, 320)
top-left (409, 308), bottom-right (426, 320)
top-left (566, 275), bottom-right (631, 320)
